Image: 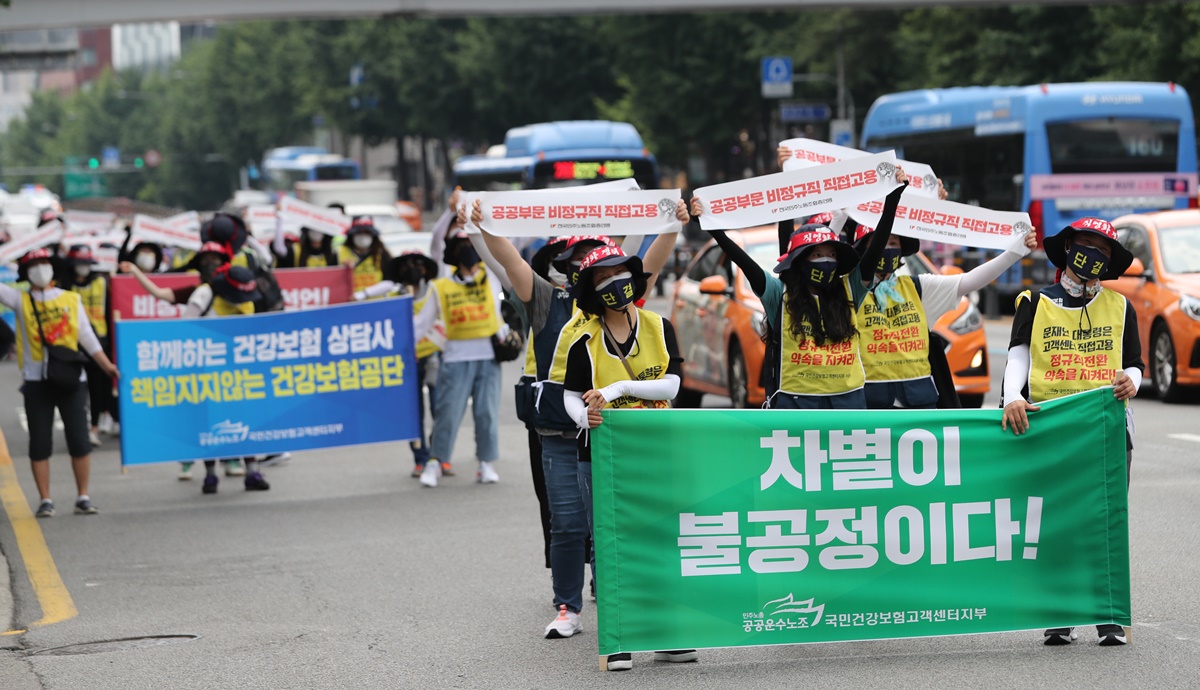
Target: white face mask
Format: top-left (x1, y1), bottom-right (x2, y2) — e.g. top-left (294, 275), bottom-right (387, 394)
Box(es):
top-left (74, 265), bottom-right (92, 278)
top-left (547, 266), bottom-right (569, 286)
top-left (135, 253), bottom-right (157, 272)
top-left (28, 264), bottom-right (54, 288)
top-left (307, 229), bottom-right (325, 244)
top-left (352, 234), bottom-right (374, 250)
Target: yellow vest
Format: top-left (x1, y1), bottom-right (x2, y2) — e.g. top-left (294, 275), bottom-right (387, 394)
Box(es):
top-left (71, 276), bottom-right (108, 338)
top-left (856, 276), bottom-right (932, 383)
top-left (302, 252), bottom-right (329, 268)
top-left (338, 245), bottom-right (384, 292)
top-left (778, 280), bottom-right (865, 396)
top-left (212, 295), bottom-right (254, 316)
top-left (1025, 289), bottom-right (1125, 403)
top-left (433, 265), bottom-right (500, 341)
top-left (414, 290), bottom-right (443, 359)
top-left (574, 309), bottom-right (671, 410)
top-left (522, 328), bottom-right (537, 376)
top-left (547, 305), bottom-right (594, 383)
top-left (16, 291), bottom-right (82, 370)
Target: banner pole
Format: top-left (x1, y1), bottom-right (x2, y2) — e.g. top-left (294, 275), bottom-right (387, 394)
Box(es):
top-left (113, 309), bottom-right (126, 475)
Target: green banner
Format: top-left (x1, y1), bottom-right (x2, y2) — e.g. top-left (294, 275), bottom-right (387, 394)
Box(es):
top-left (591, 387), bottom-right (1129, 655)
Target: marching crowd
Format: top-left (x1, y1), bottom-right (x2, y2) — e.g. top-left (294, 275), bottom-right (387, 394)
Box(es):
top-left (2, 142), bottom-right (1142, 668)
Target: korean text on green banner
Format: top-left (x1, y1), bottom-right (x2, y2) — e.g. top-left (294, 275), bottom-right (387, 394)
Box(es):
top-left (590, 388), bottom-right (1130, 656)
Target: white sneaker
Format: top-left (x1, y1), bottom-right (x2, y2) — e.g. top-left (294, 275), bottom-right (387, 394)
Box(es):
top-left (88, 429), bottom-right (101, 447)
top-left (544, 605), bottom-right (582, 639)
top-left (178, 462), bottom-right (194, 481)
top-left (97, 413), bottom-right (114, 435)
top-left (419, 461), bottom-right (440, 488)
top-left (478, 461), bottom-right (499, 484)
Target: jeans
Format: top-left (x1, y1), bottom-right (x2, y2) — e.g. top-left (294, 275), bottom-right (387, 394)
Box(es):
top-left (543, 435), bottom-right (588, 613)
top-left (430, 358), bottom-right (500, 464)
top-left (411, 356), bottom-right (434, 466)
top-left (864, 378), bottom-right (939, 410)
top-left (578, 458), bottom-right (595, 575)
top-left (529, 429), bottom-right (551, 569)
top-left (770, 388), bottom-right (866, 410)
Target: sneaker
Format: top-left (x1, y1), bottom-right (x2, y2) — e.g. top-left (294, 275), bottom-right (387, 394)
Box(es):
top-left (223, 460), bottom-right (246, 477)
top-left (605, 653), bottom-right (632, 672)
top-left (1043, 627), bottom-right (1078, 646)
top-left (74, 498), bottom-right (98, 515)
top-left (244, 472), bottom-right (270, 491)
top-left (178, 462), bottom-right (194, 481)
top-left (544, 605), bottom-right (582, 639)
top-left (1097, 624), bottom-right (1127, 646)
top-left (439, 461), bottom-right (456, 477)
top-left (202, 475), bottom-right (219, 495)
top-left (478, 461), bottom-right (500, 484)
top-left (420, 461), bottom-right (440, 488)
top-left (88, 429), bottom-right (101, 447)
top-left (411, 463), bottom-right (425, 478)
top-left (259, 452), bottom-right (291, 468)
top-left (110, 421), bottom-right (120, 436)
top-left (35, 500), bottom-right (55, 518)
top-left (653, 650), bottom-right (698, 663)
top-left (97, 413), bottom-right (114, 435)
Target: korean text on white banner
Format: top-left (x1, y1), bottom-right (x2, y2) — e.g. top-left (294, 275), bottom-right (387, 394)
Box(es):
top-left (780, 138), bottom-right (941, 199)
top-left (64, 210), bottom-right (117, 234)
top-left (279, 196), bottom-right (351, 237)
top-left (130, 214), bottom-right (202, 251)
top-left (849, 195), bottom-right (1034, 251)
top-left (0, 220), bottom-right (65, 264)
top-left (458, 178), bottom-right (641, 235)
top-left (62, 231), bottom-right (128, 251)
top-left (244, 205), bottom-right (280, 237)
top-left (477, 188), bottom-right (681, 238)
top-left (693, 152), bottom-right (903, 231)
top-left (165, 210), bottom-right (202, 234)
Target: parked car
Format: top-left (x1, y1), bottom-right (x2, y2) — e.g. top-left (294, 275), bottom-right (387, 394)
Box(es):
top-left (670, 226), bottom-right (989, 408)
top-left (1108, 210), bottom-right (1200, 402)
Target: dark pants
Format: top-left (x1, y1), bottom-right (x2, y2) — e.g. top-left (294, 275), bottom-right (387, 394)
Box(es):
top-left (529, 428), bottom-right (552, 569)
top-left (864, 379), bottom-right (939, 410)
top-left (411, 355), bottom-right (434, 466)
top-left (769, 388), bottom-right (867, 410)
top-left (0, 319), bottom-right (15, 359)
top-left (24, 379), bottom-right (91, 460)
top-left (85, 336), bottom-right (117, 425)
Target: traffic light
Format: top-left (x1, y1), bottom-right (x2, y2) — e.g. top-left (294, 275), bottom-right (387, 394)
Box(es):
top-left (87, 157), bottom-right (100, 169)
top-left (134, 157), bottom-right (144, 168)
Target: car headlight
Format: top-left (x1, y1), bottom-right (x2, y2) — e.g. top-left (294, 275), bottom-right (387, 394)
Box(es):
top-left (948, 302), bottom-right (983, 335)
top-left (1181, 294), bottom-right (1200, 321)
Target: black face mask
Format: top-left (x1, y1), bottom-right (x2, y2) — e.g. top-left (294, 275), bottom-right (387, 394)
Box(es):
top-left (457, 244), bottom-right (480, 268)
top-left (802, 258), bottom-right (841, 288)
top-left (1067, 244), bottom-right (1109, 281)
top-left (876, 247), bottom-right (903, 275)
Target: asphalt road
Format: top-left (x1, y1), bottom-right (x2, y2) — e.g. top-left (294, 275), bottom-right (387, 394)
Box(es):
top-left (2, 295), bottom-right (1199, 689)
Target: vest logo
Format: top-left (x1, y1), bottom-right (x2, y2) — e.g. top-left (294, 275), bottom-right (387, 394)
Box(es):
top-left (200, 420), bottom-right (250, 447)
top-left (742, 594), bottom-right (825, 632)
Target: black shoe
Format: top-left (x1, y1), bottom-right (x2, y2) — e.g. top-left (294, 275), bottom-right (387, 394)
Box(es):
top-left (35, 500), bottom-right (55, 518)
top-left (244, 472), bottom-right (270, 491)
top-left (202, 475), bottom-right (219, 494)
top-left (1043, 627), bottom-right (1077, 645)
top-left (74, 498), bottom-right (98, 515)
top-left (1097, 624), bottom-right (1127, 646)
top-left (653, 650), bottom-right (698, 663)
top-left (605, 653), bottom-right (632, 671)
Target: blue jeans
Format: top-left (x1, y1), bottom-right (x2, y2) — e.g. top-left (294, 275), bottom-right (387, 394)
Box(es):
top-left (578, 458), bottom-right (595, 577)
top-left (769, 388), bottom-right (866, 410)
top-left (430, 358), bottom-right (500, 464)
top-left (542, 435), bottom-right (588, 613)
top-left (411, 356), bottom-right (435, 466)
top-left (864, 378), bottom-right (938, 410)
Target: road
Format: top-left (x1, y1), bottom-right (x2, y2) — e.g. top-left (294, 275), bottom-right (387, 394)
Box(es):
top-left (2, 295), bottom-right (1199, 689)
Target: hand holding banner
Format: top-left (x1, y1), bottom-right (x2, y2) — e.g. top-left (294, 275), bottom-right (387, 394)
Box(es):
top-left (849, 195), bottom-right (1033, 251)
top-left (780, 138), bottom-right (941, 199)
top-left (279, 196), bottom-right (351, 237)
top-left (694, 152), bottom-right (902, 231)
top-left (131, 214), bottom-right (202, 251)
top-left (0, 220), bottom-right (65, 263)
top-left (476, 189), bottom-right (682, 238)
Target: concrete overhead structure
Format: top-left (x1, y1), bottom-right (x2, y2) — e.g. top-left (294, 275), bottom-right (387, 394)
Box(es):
top-left (1, 0), bottom-right (1052, 29)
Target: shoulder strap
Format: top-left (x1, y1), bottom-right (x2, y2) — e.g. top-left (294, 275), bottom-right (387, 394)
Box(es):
top-left (27, 292), bottom-right (50, 375)
top-left (599, 314), bottom-right (638, 380)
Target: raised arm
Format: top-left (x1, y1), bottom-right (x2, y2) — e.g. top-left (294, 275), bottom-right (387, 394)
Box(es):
top-left (470, 201), bottom-right (532, 301)
top-left (859, 175), bottom-right (910, 285)
top-left (690, 197), bottom-right (768, 296)
top-left (117, 261), bottom-right (176, 302)
top-left (955, 231), bottom-right (1037, 298)
top-left (641, 199), bottom-right (690, 296)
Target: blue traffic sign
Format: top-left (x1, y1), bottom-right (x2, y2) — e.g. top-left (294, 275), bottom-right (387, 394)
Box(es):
top-left (780, 102), bottom-right (832, 123)
top-left (761, 57), bottom-right (793, 98)
top-left (101, 146), bottom-right (120, 170)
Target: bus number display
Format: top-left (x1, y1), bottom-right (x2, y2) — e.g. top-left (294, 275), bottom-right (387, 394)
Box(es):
top-left (553, 160), bottom-right (635, 181)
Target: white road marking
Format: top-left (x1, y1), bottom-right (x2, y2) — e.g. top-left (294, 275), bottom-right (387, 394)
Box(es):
top-left (1168, 433), bottom-right (1200, 444)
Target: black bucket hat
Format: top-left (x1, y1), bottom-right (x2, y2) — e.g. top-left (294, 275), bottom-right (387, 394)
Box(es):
top-left (774, 224), bottom-right (860, 276)
top-left (1043, 217), bottom-right (1133, 281)
top-left (388, 250), bottom-right (438, 283)
top-left (202, 213), bottom-right (248, 253)
top-left (851, 224), bottom-right (920, 258)
top-left (65, 244), bottom-right (98, 267)
top-left (531, 237), bottom-right (569, 280)
top-left (210, 265), bottom-right (261, 305)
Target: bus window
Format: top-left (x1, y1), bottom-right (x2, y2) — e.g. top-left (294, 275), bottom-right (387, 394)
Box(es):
top-left (314, 164), bottom-right (360, 181)
top-left (903, 133), bottom-right (1023, 211)
top-left (456, 172), bottom-right (526, 192)
top-left (1047, 119), bottom-right (1179, 174)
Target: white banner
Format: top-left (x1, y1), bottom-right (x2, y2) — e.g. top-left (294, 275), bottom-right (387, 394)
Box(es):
top-left (130, 214), bottom-right (202, 251)
top-left (64, 210), bottom-right (116, 233)
top-left (62, 231), bottom-right (127, 251)
top-left (279, 196), bottom-right (351, 237)
top-left (165, 210), bottom-right (201, 234)
top-left (780, 138), bottom-right (941, 199)
top-left (477, 189), bottom-right (682, 238)
top-left (94, 246), bottom-right (120, 274)
top-left (244, 205), bottom-right (280, 237)
top-left (848, 195), bottom-right (1033, 251)
top-left (694, 152), bottom-right (902, 231)
top-left (0, 220), bottom-right (65, 263)
top-left (458, 178), bottom-right (640, 235)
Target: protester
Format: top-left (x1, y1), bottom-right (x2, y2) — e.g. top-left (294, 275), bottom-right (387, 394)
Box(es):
top-left (560, 243), bottom-right (692, 670)
top-left (999, 216), bottom-right (1141, 647)
top-left (0, 248), bottom-right (119, 517)
top-left (65, 245), bottom-right (117, 445)
top-left (689, 169), bottom-right (908, 408)
top-left (272, 224), bottom-right (336, 269)
top-left (411, 228), bottom-right (511, 487)
top-left (339, 216), bottom-right (391, 293)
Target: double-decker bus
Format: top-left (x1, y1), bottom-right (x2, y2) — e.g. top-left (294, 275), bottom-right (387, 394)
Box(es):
top-left (261, 146), bottom-right (361, 196)
top-left (861, 82), bottom-right (1197, 297)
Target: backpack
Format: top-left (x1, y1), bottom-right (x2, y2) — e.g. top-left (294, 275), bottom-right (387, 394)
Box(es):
top-left (242, 251), bottom-right (284, 313)
top-left (491, 288), bottom-right (528, 362)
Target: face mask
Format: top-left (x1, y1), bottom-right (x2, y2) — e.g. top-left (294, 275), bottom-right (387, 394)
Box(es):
top-left (199, 260), bottom-right (222, 282)
top-left (307, 229), bottom-right (325, 244)
top-left (568, 261), bottom-right (583, 286)
top-left (457, 245), bottom-right (480, 268)
top-left (547, 265), bottom-right (569, 286)
top-left (595, 271), bottom-right (637, 310)
top-left (876, 247), bottom-right (903, 275)
top-left (1067, 244), bottom-right (1108, 281)
top-left (135, 253), bottom-right (157, 272)
top-left (352, 233), bottom-right (374, 250)
top-left (28, 264), bottom-right (54, 288)
top-left (74, 265), bottom-right (92, 278)
top-left (802, 258), bottom-right (840, 288)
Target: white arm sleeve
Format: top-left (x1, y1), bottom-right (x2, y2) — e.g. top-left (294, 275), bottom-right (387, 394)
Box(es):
top-left (271, 218), bottom-right (287, 258)
top-left (74, 294), bottom-right (103, 356)
top-left (184, 284), bottom-right (213, 319)
top-left (957, 244), bottom-right (1029, 297)
top-left (1124, 367), bottom-right (1142, 393)
top-left (246, 236), bottom-right (274, 268)
top-left (1002, 345), bottom-right (1031, 406)
top-left (596, 374), bottom-right (681, 404)
top-left (412, 284), bottom-right (440, 341)
top-left (0, 282), bottom-right (20, 310)
top-left (492, 284), bottom-right (510, 340)
top-left (356, 280), bottom-right (397, 300)
top-left (564, 390), bottom-right (590, 429)
top-left (469, 233), bottom-right (511, 290)
top-left (829, 208), bottom-right (850, 235)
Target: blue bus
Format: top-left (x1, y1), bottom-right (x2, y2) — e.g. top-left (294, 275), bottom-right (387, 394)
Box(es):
top-left (261, 146), bottom-right (361, 195)
top-left (861, 82), bottom-right (1197, 296)
top-left (453, 121), bottom-right (659, 192)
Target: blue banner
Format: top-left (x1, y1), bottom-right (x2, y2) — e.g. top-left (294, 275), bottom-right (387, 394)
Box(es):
top-left (115, 298), bottom-right (419, 464)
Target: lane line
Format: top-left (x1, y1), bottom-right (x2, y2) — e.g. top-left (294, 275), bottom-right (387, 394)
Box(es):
top-left (0, 428), bottom-right (77, 631)
top-left (1168, 433), bottom-right (1200, 444)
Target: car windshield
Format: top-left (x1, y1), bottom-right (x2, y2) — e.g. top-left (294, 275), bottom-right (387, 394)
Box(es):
top-left (1159, 226), bottom-right (1200, 274)
top-left (745, 241), bottom-right (782, 274)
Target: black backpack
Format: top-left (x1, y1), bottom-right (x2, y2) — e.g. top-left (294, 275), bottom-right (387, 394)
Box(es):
top-left (243, 251), bottom-right (284, 313)
top-left (491, 289), bottom-right (527, 362)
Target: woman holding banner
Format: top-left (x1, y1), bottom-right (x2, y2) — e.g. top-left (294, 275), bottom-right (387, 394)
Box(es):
top-left (689, 170), bottom-right (908, 409)
top-left (65, 244), bottom-right (118, 446)
top-left (339, 217), bottom-right (392, 293)
top-left (272, 223), bottom-right (337, 269)
top-left (1, 248), bottom-right (119, 517)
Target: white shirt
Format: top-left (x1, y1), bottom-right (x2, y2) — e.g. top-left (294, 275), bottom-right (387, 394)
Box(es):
top-left (412, 270), bottom-right (508, 364)
top-left (0, 284), bottom-right (102, 381)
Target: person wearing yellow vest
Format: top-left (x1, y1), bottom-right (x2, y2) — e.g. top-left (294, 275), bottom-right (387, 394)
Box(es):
top-left (1, 248), bottom-right (119, 518)
top-left (1000, 216), bottom-right (1141, 648)
top-left (272, 224), bottom-right (338, 269)
top-left (852, 219), bottom-right (1037, 409)
top-left (412, 229), bottom-right (509, 486)
top-left (691, 168), bottom-right (909, 409)
top-left (560, 243), bottom-right (689, 671)
top-left (66, 244), bottom-right (118, 446)
top-left (338, 216), bottom-right (391, 293)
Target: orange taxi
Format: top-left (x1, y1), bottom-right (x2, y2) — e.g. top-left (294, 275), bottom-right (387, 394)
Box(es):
top-left (1107, 210), bottom-right (1200, 402)
top-left (671, 227), bottom-right (989, 408)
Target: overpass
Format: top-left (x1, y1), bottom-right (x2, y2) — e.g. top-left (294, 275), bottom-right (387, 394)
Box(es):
top-left (1, 0), bottom-right (1083, 30)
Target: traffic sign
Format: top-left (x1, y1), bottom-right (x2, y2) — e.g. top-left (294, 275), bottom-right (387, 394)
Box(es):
top-left (830, 119), bottom-right (856, 149)
top-left (761, 57), bottom-right (793, 99)
top-left (102, 146), bottom-right (120, 170)
top-left (780, 102), bottom-right (831, 123)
